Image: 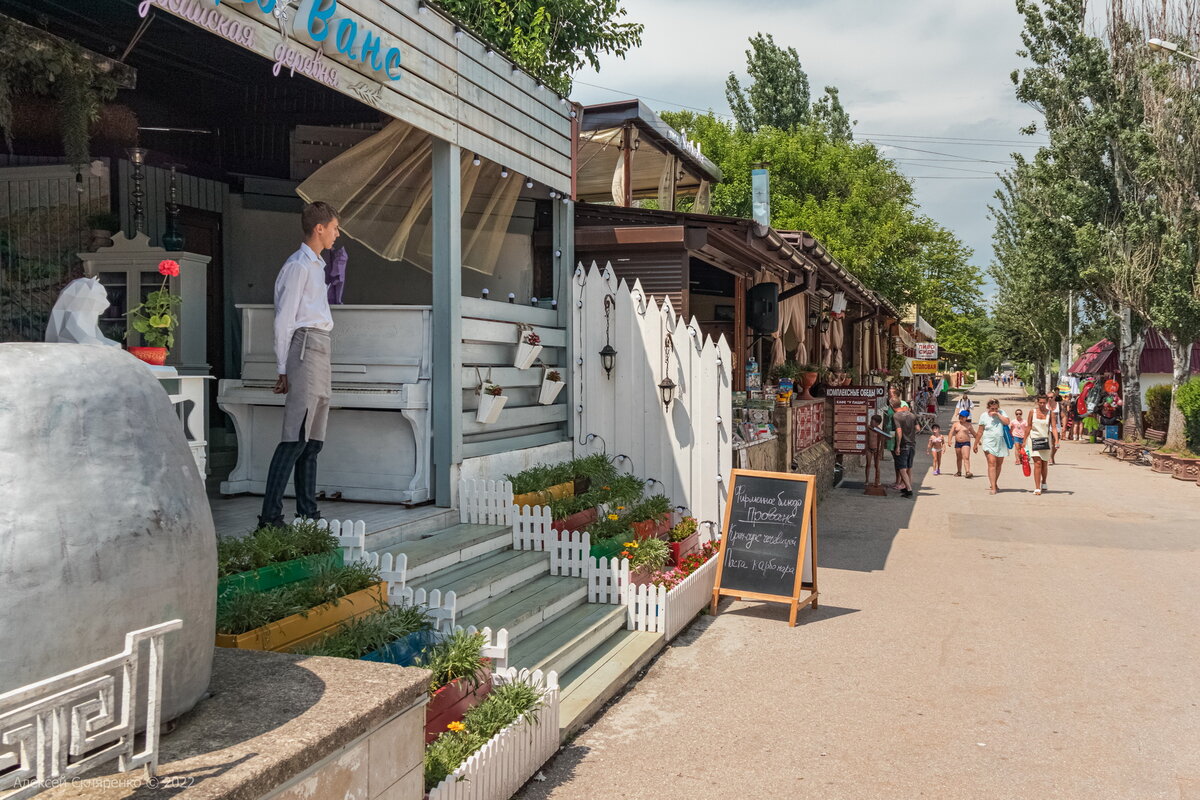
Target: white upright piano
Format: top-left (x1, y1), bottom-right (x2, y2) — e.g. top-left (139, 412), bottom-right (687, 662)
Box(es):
top-left (218, 304), bottom-right (432, 504)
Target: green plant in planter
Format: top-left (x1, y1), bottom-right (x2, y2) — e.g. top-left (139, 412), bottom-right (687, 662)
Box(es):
top-left (293, 604), bottom-right (432, 660)
top-left (587, 509), bottom-right (634, 543)
top-left (569, 452), bottom-right (618, 484)
top-left (215, 561), bottom-right (382, 636)
top-left (627, 493), bottom-right (671, 523)
top-left (669, 516), bottom-right (698, 542)
top-left (621, 536), bottom-right (670, 572)
top-left (418, 629), bottom-right (489, 693)
top-left (605, 473), bottom-right (646, 506)
top-left (770, 360), bottom-right (801, 381)
top-left (423, 681), bottom-right (544, 790)
top-left (127, 259), bottom-right (182, 349)
top-left (216, 520), bottom-right (337, 577)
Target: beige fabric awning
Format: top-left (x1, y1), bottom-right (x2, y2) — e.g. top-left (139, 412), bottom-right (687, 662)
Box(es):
top-left (297, 120), bottom-right (521, 275)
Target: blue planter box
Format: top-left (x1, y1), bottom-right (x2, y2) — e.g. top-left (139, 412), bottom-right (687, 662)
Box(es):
top-left (361, 629), bottom-right (435, 667)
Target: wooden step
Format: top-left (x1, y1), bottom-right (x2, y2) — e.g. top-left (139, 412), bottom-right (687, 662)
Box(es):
top-left (376, 524), bottom-right (510, 580)
top-left (557, 629), bottom-right (664, 741)
top-left (409, 549), bottom-right (550, 617)
top-left (506, 603), bottom-right (627, 678)
top-left (365, 508), bottom-right (461, 551)
top-left (455, 575), bottom-right (587, 643)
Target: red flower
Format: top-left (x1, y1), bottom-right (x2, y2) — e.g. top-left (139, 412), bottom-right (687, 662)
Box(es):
top-left (158, 259), bottom-right (181, 277)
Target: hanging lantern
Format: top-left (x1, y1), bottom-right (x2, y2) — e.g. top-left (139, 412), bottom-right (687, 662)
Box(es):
top-left (658, 376), bottom-right (677, 410)
top-left (599, 344), bottom-right (617, 377)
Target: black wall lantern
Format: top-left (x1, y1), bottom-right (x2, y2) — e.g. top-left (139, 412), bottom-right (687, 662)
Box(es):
top-left (658, 333), bottom-right (676, 410)
top-left (820, 314), bottom-right (831, 334)
top-left (807, 308), bottom-right (819, 329)
top-left (600, 294), bottom-right (617, 378)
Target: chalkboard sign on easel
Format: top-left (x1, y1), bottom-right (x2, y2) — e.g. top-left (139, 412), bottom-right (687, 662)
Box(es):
top-left (710, 469), bottom-right (819, 627)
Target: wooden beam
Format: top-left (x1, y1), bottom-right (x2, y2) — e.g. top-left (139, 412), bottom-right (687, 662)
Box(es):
top-left (575, 225), bottom-right (689, 249)
top-left (621, 123), bottom-right (633, 208)
top-left (432, 140), bottom-right (462, 507)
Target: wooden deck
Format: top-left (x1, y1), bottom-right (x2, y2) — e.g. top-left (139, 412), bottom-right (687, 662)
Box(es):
top-left (208, 494), bottom-right (450, 540)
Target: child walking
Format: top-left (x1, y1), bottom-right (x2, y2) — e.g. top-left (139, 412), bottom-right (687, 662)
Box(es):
top-left (927, 423), bottom-right (946, 475)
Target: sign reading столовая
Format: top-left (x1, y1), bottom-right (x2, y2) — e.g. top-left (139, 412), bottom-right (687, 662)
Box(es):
top-left (711, 469), bottom-right (819, 628)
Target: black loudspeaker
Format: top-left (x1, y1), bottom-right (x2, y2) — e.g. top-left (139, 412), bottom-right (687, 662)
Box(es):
top-left (746, 282), bottom-right (779, 334)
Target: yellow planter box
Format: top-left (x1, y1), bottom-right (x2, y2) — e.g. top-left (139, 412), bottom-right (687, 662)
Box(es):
top-left (215, 582), bottom-right (388, 652)
top-left (513, 480), bottom-right (574, 509)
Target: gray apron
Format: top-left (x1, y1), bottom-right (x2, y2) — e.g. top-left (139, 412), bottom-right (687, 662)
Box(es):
top-left (282, 327), bottom-right (331, 442)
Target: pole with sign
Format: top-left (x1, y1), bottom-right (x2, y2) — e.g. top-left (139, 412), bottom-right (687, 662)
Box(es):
top-left (710, 469), bottom-right (819, 627)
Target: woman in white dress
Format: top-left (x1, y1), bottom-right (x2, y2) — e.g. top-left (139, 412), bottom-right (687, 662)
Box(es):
top-left (1026, 394), bottom-right (1059, 495)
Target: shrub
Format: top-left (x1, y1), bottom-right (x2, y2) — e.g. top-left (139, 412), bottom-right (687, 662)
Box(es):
top-left (1175, 377), bottom-right (1200, 452)
top-left (621, 536), bottom-right (670, 572)
top-left (1145, 384), bottom-right (1172, 431)
top-left (216, 520), bottom-right (337, 577)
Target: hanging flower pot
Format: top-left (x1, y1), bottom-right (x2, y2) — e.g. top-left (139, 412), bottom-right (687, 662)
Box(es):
top-left (476, 384), bottom-right (507, 424)
top-left (538, 369), bottom-right (564, 405)
top-left (128, 346), bottom-right (168, 365)
top-left (514, 327), bottom-right (543, 369)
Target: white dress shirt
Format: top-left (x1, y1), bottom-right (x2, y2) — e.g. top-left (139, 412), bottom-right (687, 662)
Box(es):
top-left (274, 243), bottom-right (333, 374)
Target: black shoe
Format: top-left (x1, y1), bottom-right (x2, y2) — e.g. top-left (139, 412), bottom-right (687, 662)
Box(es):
top-left (901, 490), bottom-right (913, 498)
top-left (256, 515), bottom-right (285, 531)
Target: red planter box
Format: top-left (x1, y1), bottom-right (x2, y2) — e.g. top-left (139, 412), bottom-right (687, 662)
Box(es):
top-left (552, 506), bottom-right (598, 534)
top-left (425, 671), bottom-right (492, 743)
top-left (631, 513), bottom-right (672, 541)
top-left (667, 531), bottom-right (701, 565)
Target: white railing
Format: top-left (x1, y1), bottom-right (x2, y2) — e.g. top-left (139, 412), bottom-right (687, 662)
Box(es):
top-left (459, 479), bottom-right (514, 526)
top-left (622, 555), bottom-right (720, 640)
top-left (426, 668), bottom-right (560, 800)
top-left (587, 556), bottom-right (630, 604)
top-left (511, 505), bottom-right (591, 578)
top-left (299, 518), bottom-right (368, 564)
top-left (0, 620), bottom-right (182, 798)
top-left (573, 262), bottom-right (732, 532)
top-left (452, 626), bottom-right (511, 672)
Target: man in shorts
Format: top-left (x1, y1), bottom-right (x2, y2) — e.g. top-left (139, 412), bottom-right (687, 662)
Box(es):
top-left (891, 399), bottom-right (918, 498)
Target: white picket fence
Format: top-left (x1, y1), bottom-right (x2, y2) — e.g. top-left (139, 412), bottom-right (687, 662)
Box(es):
top-left (624, 555), bottom-right (720, 640)
top-left (588, 556), bottom-right (630, 604)
top-left (426, 668), bottom-right (561, 800)
top-left (360, 549), bottom-right (458, 633)
top-left (511, 504), bottom-right (592, 578)
top-left (452, 625), bottom-right (510, 671)
top-left (573, 262), bottom-right (732, 531)
top-left (459, 479), bottom-right (514, 526)
top-left (303, 518), bottom-right (368, 564)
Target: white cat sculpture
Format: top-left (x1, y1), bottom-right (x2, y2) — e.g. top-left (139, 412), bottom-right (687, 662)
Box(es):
top-left (45, 276), bottom-right (121, 347)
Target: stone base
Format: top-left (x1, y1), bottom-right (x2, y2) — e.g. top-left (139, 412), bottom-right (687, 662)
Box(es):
top-left (43, 649), bottom-right (430, 800)
top-left (793, 441), bottom-right (836, 501)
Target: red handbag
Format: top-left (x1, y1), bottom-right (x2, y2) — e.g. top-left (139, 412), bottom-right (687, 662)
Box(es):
top-left (1021, 450), bottom-right (1031, 477)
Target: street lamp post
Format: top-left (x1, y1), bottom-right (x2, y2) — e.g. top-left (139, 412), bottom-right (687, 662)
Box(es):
top-left (1148, 37), bottom-right (1200, 63)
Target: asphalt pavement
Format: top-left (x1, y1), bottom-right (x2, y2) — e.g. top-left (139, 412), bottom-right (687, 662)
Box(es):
top-left (516, 386), bottom-right (1200, 800)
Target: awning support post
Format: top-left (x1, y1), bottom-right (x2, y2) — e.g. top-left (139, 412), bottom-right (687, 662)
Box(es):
top-left (432, 140), bottom-right (462, 507)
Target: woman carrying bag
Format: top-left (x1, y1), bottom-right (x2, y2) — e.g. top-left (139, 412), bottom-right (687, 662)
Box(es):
top-left (1027, 393), bottom-right (1058, 495)
top-left (973, 398), bottom-right (1012, 495)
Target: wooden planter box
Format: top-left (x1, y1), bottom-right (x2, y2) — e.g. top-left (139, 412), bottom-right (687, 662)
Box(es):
top-left (552, 506), bottom-right (597, 534)
top-left (631, 513), bottom-right (672, 541)
top-left (426, 671), bottom-right (493, 743)
top-left (217, 550), bottom-right (342, 598)
top-left (1149, 451), bottom-right (1176, 474)
top-left (590, 537), bottom-right (625, 562)
top-left (1114, 442), bottom-right (1143, 462)
top-left (215, 582), bottom-right (387, 653)
top-left (361, 629), bottom-right (436, 667)
top-left (667, 531), bottom-right (701, 565)
top-left (513, 480), bottom-right (574, 509)
top-left (628, 566), bottom-right (658, 586)
top-left (1170, 456), bottom-right (1200, 482)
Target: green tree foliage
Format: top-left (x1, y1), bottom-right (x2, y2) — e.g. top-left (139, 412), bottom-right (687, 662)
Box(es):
top-left (437, 0), bottom-right (643, 94)
top-left (725, 33), bottom-right (811, 133)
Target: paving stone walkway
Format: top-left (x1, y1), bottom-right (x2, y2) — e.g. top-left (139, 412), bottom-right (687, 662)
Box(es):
top-left (517, 387), bottom-right (1200, 800)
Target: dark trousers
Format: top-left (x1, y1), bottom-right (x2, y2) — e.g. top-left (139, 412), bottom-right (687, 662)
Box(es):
top-left (259, 419), bottom-right (324, 527)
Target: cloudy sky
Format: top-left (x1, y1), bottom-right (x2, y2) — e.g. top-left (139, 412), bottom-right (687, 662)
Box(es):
top-left (569, 0), bottom-right (1054, 292)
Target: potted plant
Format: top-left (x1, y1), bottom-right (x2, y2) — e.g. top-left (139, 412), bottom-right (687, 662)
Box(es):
top-left (621, 536), bottom-right (670, 585)
top-left (86, 210), bottom-right (120, 250)
top-left (549, 495), bottom-right (599, 533)
top-left (216, 520), bottom-right (341, 597)
top-left (797, 363), bottom-right (820, 400)
top-left (1170, 451), bottom-right (1200, 482)
top-left (214, 562), bottom-right (386, 652)
top-left (538, 368), bottom-right (565, 405)
top-left (629, 494), bottom-right (673, 540)
top-left (476, 383), bottom-right (507, 424)
top-left (514, 328), bottom-right (542, 369)
top-left (126, 259), bottom-right (182, 365)
top-left (419, 629), bottom-right (493, 743)
top-left (295, 603), bottom-right (434, 666)
top-left (666, 516), bottom-right (700, 565)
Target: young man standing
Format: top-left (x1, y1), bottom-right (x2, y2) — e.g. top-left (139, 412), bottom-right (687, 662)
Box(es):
top-left (258, 201), bottom-right (341, 529)
top-left (891, 399), bottom-right (918, 498)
